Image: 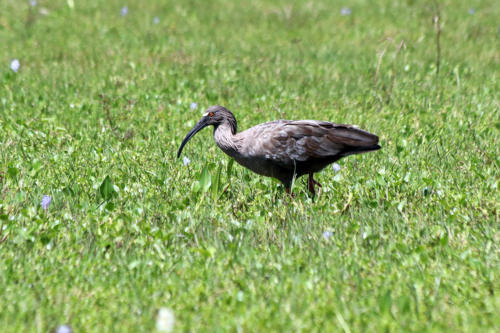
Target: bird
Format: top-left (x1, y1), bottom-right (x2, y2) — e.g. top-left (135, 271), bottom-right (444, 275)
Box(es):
top-left (177, 105), bottom-right (381, 196)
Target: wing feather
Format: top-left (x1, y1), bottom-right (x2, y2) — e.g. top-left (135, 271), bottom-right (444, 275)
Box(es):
top-left (238, 120), bottom-right (379, 169)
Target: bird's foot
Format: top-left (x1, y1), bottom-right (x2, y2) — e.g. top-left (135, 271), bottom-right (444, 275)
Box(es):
top-left (307, 174), bottom-right (322, 197)
top-left (285, 187), bottom-right (295, 198)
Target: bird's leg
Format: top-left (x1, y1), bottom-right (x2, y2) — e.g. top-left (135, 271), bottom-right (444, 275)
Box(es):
top-left (307, 173), bottom-right (322, 196)
top-left (307, 174), bottom-right (316, 196)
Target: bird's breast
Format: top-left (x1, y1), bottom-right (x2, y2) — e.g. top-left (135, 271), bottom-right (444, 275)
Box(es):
top-left (231, 153), bottom-right (281, 178)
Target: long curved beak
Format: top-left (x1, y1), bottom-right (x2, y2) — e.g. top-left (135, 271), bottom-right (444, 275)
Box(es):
top-left (177, 117), bottom-right (209, 158)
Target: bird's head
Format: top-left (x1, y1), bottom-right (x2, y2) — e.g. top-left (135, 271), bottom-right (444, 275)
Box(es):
top-left (177, 105), bottom-right (237, 158)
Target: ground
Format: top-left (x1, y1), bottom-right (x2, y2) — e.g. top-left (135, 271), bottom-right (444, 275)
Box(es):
top-left (0, 0), bottom-right (499, 332)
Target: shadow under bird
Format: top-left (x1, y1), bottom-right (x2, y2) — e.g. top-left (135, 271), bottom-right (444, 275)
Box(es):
top-left (177, 105), bottom-right (381, 196)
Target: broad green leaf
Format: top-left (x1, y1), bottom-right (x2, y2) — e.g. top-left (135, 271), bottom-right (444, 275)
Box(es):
top-left (7, 167), bottom-right (19, 178)
top-left (199, 167), bottom-right (211, 193)
top-left (99, 175), bottom-right (116, 201)
top-left (105, 202), bottom-right (115, 211)
top-left (212, 164), bottom-right (223, 198)
top-left (226, 158), bottom-right (234, 179)
top-left (192, 182), bottom-right (201, 193)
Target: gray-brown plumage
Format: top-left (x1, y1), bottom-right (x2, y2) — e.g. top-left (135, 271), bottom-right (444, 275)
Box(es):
top-left (178, 105), bottom-right (381, 195)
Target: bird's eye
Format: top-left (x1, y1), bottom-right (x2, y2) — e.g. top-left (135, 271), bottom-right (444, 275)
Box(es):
top-left (208, 112), bottom-right (214, 117)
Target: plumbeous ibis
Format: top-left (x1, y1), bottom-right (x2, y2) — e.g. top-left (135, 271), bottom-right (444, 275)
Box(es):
top-left (177, 105), bottom-right (381, 195)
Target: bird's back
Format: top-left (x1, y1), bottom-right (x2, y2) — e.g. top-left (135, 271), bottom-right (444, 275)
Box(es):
top-left (237, 119), bottom-right (379, 166)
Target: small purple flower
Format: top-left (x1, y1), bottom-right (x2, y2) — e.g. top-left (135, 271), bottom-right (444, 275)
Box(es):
top-left (190, 102), bottom-right (198, 110)
top-left (121, 6), bottom-right (128, 17)
top-left (323, 231), bottom-right (333, 240)
top-left (183, 157), bottom-right (191, 166)
top-left (468, 8), bottom-right (475, 15)
top-left (56, 325), bottom-right (72, 333)
top-left (340, 7), bottom-right (351, 16)
top-left (153, 16), bottom-right (160, 24)
top-left (10, 59), bottom-right (20, 73)
top-left (30, 0), bottom-right (37, 7)
top-left (41, 195), bottom-right (51, 210)
top-left (332, 163), bottom-right (341, 172)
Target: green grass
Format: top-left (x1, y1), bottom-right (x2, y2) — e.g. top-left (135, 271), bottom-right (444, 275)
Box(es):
top-left (1, 0), bottom-right (499, 331)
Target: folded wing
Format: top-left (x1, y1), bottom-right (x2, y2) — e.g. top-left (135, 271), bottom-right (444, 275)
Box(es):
top-left (242, 120), bottom-right (380, 168)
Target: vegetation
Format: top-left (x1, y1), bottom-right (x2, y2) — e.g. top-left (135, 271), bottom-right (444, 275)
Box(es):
top-left (1, 0), bottom-right (498, 331)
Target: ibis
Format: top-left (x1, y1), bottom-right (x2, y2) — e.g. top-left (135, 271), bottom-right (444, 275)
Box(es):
top-left (177, 105), bottom-right (381, 196)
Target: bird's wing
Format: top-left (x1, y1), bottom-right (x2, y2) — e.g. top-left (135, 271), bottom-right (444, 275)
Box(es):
top-left (240, 120), bottom-right (379, 168)
top-left (285, 120), bottom-right (379, 147)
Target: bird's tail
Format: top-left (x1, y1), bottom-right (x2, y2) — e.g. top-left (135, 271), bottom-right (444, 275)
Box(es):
top-left (330, 125), bottom-right (381, 157)
top-left (332, 126), bottom-right (379, 144)
top-left (341, 144), bottom-right (381, 157)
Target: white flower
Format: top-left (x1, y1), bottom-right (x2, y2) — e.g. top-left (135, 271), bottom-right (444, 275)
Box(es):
top-left (190, 102), bottom-right (198, 110)
top-left (183, 156), bottom-right (190, 166)
top-left (153, 17), bottom-right (160, 24)
top-left (56, 325), bottom-right (72, 333)
top-left (39, 7), bottom-right (50, 15)
top-left (332, 163), bottom-right (341, 172)
top-left (468, 8), bottom-right (475, 15)
top-left (10, 59), bottom-right (20, 73)
top-left (340, 7), bottom-right (351, 16)
top-left (30, 0), bottom-right (37, 7)
top-left (323, 231), bottom-right (333, 240)
top-left (156, 308), bottom-right (175, 332)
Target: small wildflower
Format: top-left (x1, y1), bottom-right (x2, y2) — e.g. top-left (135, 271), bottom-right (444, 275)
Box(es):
top-left (340, 7), bottom-right (351, 16)
top-left (332, 163), bottom-right (341, 172)
top-left (10, 59), bottom-right (20, 73)
top-left (153, 16), bottom-right (160, 24)
top-left (30, 0), bottom-right (37, 7)
top-left (56, 325), bottom-right (72, 333)
top-left (468, 8), bottom-right (475, 15)
top-left (121, 6), bottom-right (128, 16)
top-left (156, 307), bottom-right (175, 332)
top-left (190, 102), bottom-right (198, 110)
top-left (41, 195), bottom-right (51, 210)
top-left (39, 7), bottom-right (50, 15)
top-left (183, 156), bottom-right (191, 166)
top-left (323, 231), bottom-right (333, 240)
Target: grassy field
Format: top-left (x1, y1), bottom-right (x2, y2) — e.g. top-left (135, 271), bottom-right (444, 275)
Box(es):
top-left (1, 0), bottom-right (499, 331)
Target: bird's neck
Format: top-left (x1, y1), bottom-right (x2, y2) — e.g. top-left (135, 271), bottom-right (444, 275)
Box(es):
top-left (213, 122), bottom-right (239, 157)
